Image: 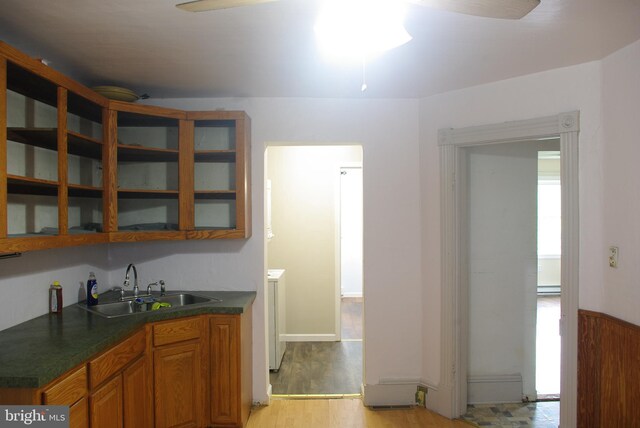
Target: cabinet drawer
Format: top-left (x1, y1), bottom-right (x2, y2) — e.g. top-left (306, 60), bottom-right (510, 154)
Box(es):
top-left (88, 330), bottom-right (145, 389)
top-left (43, 365), bottom-right (87, 405)
top-left (153, 316), bottom-right (203, 347)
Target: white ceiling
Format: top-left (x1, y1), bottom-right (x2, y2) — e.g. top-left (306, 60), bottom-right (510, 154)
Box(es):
top-left (0, 0), bottom-right (639, 99)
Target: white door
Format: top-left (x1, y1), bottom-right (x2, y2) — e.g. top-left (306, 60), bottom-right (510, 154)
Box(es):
top-left (340, 167), bottom-right (363, 297)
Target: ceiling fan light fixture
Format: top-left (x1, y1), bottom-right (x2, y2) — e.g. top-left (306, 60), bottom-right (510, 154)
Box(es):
top-left (315, 0), bottom-right (412, 63)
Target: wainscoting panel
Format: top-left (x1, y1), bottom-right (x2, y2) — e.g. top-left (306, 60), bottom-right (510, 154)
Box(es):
top-left (578, 310), bottom-right (640, 427)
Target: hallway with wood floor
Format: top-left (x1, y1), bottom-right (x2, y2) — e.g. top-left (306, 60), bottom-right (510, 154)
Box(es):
top-left (269, 298), bottom-right (363, 395)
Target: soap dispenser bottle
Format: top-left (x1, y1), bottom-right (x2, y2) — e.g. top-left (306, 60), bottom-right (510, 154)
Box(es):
top-left (87, 272), bottom-right (99, 306)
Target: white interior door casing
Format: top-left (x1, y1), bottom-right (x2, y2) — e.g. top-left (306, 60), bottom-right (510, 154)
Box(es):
top-left (437, 112), bottom-right (580, 428)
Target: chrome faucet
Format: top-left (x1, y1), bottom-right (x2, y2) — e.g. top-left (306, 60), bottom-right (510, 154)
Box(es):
top-left (146, 280), bottom-right (166, 296)
top-left (123, 264), bottom-right (139, 298)
top-left (111, 286), bottom-right (126, 301)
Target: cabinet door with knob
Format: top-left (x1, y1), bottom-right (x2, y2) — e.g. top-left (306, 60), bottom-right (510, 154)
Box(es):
top-left (210, 312), bottom-right (252, 428)
top-left (88, 329), bottom-right (150, 428)
top-left (152, 316), bottom-right (208, 428)
top-left (90, 375), bottom-right (123, 428)
top-left (123, 355), bottom-right (153, 428)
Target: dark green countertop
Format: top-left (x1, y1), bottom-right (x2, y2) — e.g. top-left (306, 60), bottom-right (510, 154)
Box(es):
top-left (0, 290), bottom-right (256, 388)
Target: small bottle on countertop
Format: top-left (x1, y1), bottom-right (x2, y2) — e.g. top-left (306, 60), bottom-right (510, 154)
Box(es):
top-left (87, 272), bottom-right (99, 306)
top-left (49, 281), bottom-right (63, 314)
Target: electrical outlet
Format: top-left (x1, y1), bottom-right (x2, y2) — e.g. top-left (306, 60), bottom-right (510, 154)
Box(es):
top-left (415, 385), bottom-right (428, 407)
top-left (609, 246), bottom-right (619, 268)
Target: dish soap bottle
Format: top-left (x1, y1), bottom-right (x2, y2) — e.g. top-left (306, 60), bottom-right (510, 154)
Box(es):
top-left (87, 272), bottom-right (99, 306)
top-left (49, 281), bottom-right (63, 314)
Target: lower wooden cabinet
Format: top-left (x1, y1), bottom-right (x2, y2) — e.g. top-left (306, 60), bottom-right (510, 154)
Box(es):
top-left (43, 365), bottom-right (89, 428)
top-left (0, 311), bottom-right (253, 428)
top-left (154, 342), bottom-right (205, 427)
top-left (89, 330), bottom-right (151, 428)
top-left (210, 315), bottom-right (239, 425)
top-left (0, 365), bottom-right (91, 428)
top-left (90, 375), bottom-right (123, 428)
top-left (210, 312), bottom-right (252, 428)
top-left (123, 355), bottom-right (153, 428)
top-left (90, 357), bottom-right (152, 428)
top-left (152, 316), bottom-right (208, 428)
top-left (69, 397), bottom-right (89, 428)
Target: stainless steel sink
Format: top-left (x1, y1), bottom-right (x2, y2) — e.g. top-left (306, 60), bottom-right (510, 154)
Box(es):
top-left (159, 293), bottom-right (212, 307)
top-left (77, 293), bottom-right (220, 318)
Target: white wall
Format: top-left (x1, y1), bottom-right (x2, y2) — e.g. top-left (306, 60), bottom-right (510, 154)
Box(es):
top-left (267, 145), bottom-right (361, 337)
top-left (419, 59), bottom-right (605, 389)
top-left (0, 245), bottom-right (109, 331)
top-left (601, 38), bottom-right (640, 325)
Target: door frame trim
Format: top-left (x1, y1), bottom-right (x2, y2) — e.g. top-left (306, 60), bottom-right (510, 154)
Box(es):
top-left (437, 111), bottom-right (579, 428)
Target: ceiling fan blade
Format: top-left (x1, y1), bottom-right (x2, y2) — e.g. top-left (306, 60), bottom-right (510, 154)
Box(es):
top-left (176, 0), bottom-right (278, 12)
top-left (409, 0), bottom-right (540, 19)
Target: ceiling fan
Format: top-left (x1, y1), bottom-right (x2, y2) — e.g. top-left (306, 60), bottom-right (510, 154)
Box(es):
top-left (175, 0), bottom-right (541, 20)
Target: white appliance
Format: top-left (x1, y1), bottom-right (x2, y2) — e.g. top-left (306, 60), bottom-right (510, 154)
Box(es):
top-left (268, 269), bottom-right (286, 371)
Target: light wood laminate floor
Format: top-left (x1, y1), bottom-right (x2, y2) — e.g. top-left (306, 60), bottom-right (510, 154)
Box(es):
top-left (247, 399), bottom-right (471, 428)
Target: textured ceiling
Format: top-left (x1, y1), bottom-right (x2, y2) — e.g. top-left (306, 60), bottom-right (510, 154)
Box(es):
top-left (0, 0), bottom-right (639, 99)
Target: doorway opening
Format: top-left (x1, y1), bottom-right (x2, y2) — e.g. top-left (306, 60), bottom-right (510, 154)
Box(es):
top-left (437, 111), bottom-right (580, 427)
top-left (461, 140), bottom-right (560, 426)
top-left (265, 145), bottom-right (364, 397)
top-left (340, 165), bottom-right (363, 343)
top-left (536, 150), bottom-right (561, 400)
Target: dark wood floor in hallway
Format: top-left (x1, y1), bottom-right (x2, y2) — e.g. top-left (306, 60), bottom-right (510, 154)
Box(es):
top-left (270, 298), bottom-right (363, 395)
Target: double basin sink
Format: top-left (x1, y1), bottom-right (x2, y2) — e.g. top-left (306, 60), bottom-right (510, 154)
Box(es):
top-left (78, 292), bottom-right (221, 319)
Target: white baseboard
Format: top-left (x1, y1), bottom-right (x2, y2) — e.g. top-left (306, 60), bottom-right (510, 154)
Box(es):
top-left (266, 384), bottom-right (273, 406)
top-left (341, 292), bottom-right (363, 298)
top-left (282, 333), bottom-right (338, 342)
top-left (420, 382), bottom-right (457, 419)
top-left (467, 374), bottom-right (522, 404)
top-left (362, 380), bottom-right (419, 407)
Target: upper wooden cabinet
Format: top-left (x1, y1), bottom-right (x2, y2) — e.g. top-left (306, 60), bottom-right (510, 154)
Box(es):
top-left (0, 41), bottom-right (251, 253)
top-left (106, 102), bottom-right (186, 241)
top-left (186, 111), bottom-right (251, 239)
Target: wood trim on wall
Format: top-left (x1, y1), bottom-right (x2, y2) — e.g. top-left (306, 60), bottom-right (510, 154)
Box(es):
top-left (578, 310), bottom-right (640, 427)
top-left (103, 109), bottom-right (118, 233)
top-left (57, 87), bottom-right (68, 235)
top-left (179, 119), bottom-right (194, 231)
top-left (0, 58), bottom-right (7, 239)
